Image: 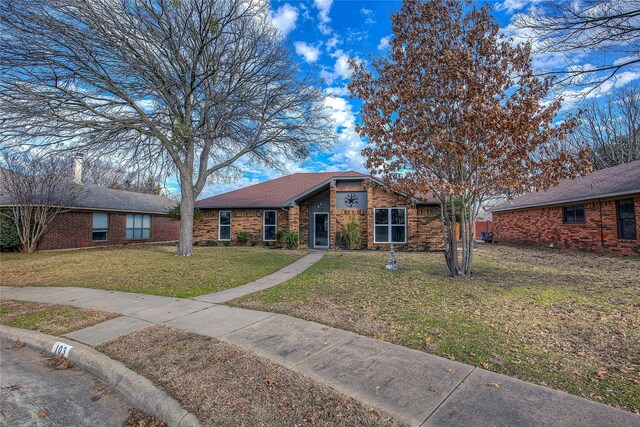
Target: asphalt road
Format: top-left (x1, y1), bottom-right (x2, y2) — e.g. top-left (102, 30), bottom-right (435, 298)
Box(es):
top-left (0, 339), bottom-right (133, 426)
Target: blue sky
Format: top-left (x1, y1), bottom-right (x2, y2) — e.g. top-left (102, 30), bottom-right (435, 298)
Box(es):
top-left (195, 0), bottom-right (639, 199)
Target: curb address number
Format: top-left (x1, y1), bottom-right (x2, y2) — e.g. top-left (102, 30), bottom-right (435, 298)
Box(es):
top-left (51, 341), bottom-right (73, 358)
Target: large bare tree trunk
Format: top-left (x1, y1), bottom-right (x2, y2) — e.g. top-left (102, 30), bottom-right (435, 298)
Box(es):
top-left (177, 177), bottom-right (195, 257)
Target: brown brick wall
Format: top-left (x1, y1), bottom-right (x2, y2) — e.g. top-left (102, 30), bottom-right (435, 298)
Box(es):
top-left (193, 182), bottom-right (444, 250)
top-left (299, 202), bottom-right (310, 246)
top-left (492, 195), bottom-right (640, 256)
top-left (366, 183), bottom-right (443, 250)
top-left (38, 210), bottom-right (180, 251)
top-left (193, 208), bottom-right (290, 244)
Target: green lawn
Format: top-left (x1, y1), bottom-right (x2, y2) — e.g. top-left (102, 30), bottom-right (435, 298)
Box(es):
top-left (231, 245), bottom-right (640, 413)
top-left (0, 246), bottom-right (306, 298)
top-left (0, 300), bottom-right (118, 335)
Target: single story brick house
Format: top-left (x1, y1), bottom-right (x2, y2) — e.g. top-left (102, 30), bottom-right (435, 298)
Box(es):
top-left (194, 171), bottom-right (443, 250)
top-left (0, 163), bottom-right (179, 251)
top-left (491, 160), bottom-right (640, 256)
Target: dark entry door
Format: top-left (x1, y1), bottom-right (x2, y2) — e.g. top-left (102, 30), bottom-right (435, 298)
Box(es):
top-left (314, 213), bottom-right (329, 248)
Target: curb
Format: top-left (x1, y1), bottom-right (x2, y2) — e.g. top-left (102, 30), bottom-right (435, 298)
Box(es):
top-left (0, 325), bottom-right (201, 427)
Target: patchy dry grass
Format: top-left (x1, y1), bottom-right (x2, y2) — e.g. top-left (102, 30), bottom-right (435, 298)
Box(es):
top-left (232, 244), bottom-right (640, 413)
top-left (0, 300), bottom-right (118, 335)
top-left (99, 325), bottom-right (403, 427)
top-left (0, 245), bottom-right (306, 297)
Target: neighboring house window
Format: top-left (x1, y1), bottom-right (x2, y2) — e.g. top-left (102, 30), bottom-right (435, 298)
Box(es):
top-left (264, 210), bottom-right (277, 241)
top-left (563, 204), bottom-right (585, 224)
top-left (374, 208), bottom-right (406, 243)
top-left (126, 214), bottom-right (151, 239)
top-left (92, 213), bottom-right (109, 241)
top-left (617, 199), bottom-right (637, 240)
top-left (219, 211), bottom-right (231, 241)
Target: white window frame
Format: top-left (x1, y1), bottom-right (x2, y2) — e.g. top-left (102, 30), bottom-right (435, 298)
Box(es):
top-left (263, 210), bottom-right (277, 241)
top-left (373, 207), bottom-right (407, 244)
top-left (92, 212), bottom-right (109, 242)
top-left (218, 210), bottom-right (232, 241)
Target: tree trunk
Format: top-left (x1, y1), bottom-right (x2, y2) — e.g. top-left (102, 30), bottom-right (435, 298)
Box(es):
top-left (177, 177), bottom-right (195, 257)
top-left (462, 220), bottom-right (475, 276)
top-left (441, 194), bottom-right (462, 278)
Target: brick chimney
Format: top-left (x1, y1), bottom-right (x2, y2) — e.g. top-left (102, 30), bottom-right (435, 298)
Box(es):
top-left (74, 153), bottom-right (83, 184)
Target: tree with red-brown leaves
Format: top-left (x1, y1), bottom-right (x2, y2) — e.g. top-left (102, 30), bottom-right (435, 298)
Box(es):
top-left (349, 0), bottom-right (590, 278)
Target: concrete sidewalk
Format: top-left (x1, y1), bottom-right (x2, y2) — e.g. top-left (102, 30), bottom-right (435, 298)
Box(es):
top-left (1, 285), bottom-right (638, 427)
top-left (193, 250), bottom-right (325, 303)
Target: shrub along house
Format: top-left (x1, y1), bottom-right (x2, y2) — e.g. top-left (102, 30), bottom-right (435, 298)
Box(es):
top-left (0, 159), bottom-right (179, 251)
top-left (194, 171), bottom-right (443, 250)
top-left (491, 160), bottom-right (640, 256)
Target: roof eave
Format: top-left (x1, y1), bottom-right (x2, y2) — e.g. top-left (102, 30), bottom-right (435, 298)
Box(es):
top-left (282, 175), bottom-right (374, 206)
top-left (490, 189), bottom-right (640, 213)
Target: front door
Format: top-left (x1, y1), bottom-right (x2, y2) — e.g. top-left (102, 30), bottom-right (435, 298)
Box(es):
top-left (314, 213), bottom-right (329, 248)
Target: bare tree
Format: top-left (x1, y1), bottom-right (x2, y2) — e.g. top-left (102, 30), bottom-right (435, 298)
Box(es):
top-left (569, 85), bottom-right (640, 169)
top-left (0, 0), bottom-right (334, 256)
top-left (0, 152), bottom-right (87, 253)
top-left (514, 0), bottom-right (640, 87)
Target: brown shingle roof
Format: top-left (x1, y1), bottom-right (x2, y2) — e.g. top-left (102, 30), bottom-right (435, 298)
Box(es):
top-left (195, 171), bottom-right (368, 209)
top-left (491, 160), bottom-right (640, 212)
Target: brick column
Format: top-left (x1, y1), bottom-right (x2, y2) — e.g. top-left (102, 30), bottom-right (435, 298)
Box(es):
top-left (289, 205), bottom-right (300, 235)
top-left (366, 184), bottom-right (374, 249)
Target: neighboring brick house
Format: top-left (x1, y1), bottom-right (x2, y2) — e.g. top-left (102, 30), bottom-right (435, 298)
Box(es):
top-left (491, 161), bottom-right (640, 256)
top-left (194, 171), bottom-right (443, 250)
top-left (0, 163), bottom-right (179, 251)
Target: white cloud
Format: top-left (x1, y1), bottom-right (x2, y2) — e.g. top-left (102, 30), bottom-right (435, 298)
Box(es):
top-left (496, 0), bottom-right (534, 14)
top-left (320, 50), bottom-right (362, 84)
top-left (334, 53), bottom-right (351, 79)
top-left (323, 96), bottom-right (367, 172)
top-left (294, 41), bottom-right (321, 63)
top-left (378, 35), bottom-right (391, 51)
top-left (319, 68), bottom-right (338, 85)
top-left (270, 3), bottom-right (299, 38)
top-left (326, 35), bottom-right (341, 51)
top-left (298, 3), bottom-right (312, 20)
top-left (360, 8), bottom-right (376, 25)
top-left (314, 0), bottom-right (333, 35)
top-left (325, 85), bottom-right (350, 96)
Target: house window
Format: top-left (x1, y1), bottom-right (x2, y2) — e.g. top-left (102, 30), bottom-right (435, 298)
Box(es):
top-left (374, 208), bottom-right (406, 243)
top-left (92, 213), bottom-right (109, 241)
top-left (126, 214), bottom-right (151, 239)
top-left (617, 199), bottom-right (637, 240)
top-left (264, 210), bottom-right (277, 241)
top-left (219, 211), bottom-right (231, 241)
top-left (563, 204), bottom-right (585, 224)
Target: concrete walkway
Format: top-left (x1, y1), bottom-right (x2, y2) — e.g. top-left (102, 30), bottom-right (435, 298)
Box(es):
top-left (1, 286), bottom-right (638, 426)
top-left (194, 250), bottom-right (325, 303)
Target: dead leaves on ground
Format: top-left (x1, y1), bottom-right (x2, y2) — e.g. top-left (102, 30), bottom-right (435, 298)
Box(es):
top-left (48, 354), bottom-right (74, 370)
top-left (487, 382), bottom-right (501, 388)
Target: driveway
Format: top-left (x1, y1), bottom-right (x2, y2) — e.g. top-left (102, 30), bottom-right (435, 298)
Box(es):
top-left (0, 339), bottom-right (134, 426)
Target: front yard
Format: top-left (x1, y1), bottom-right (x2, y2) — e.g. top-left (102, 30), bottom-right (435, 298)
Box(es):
top-left (232, 244), bottom-right (640, 413)
top-left (0, 245), bottom-right (306, 298)
top-left (100, 325), bottom-right (402, 426)
top-left (0, 300), bottom-right (118, 335)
